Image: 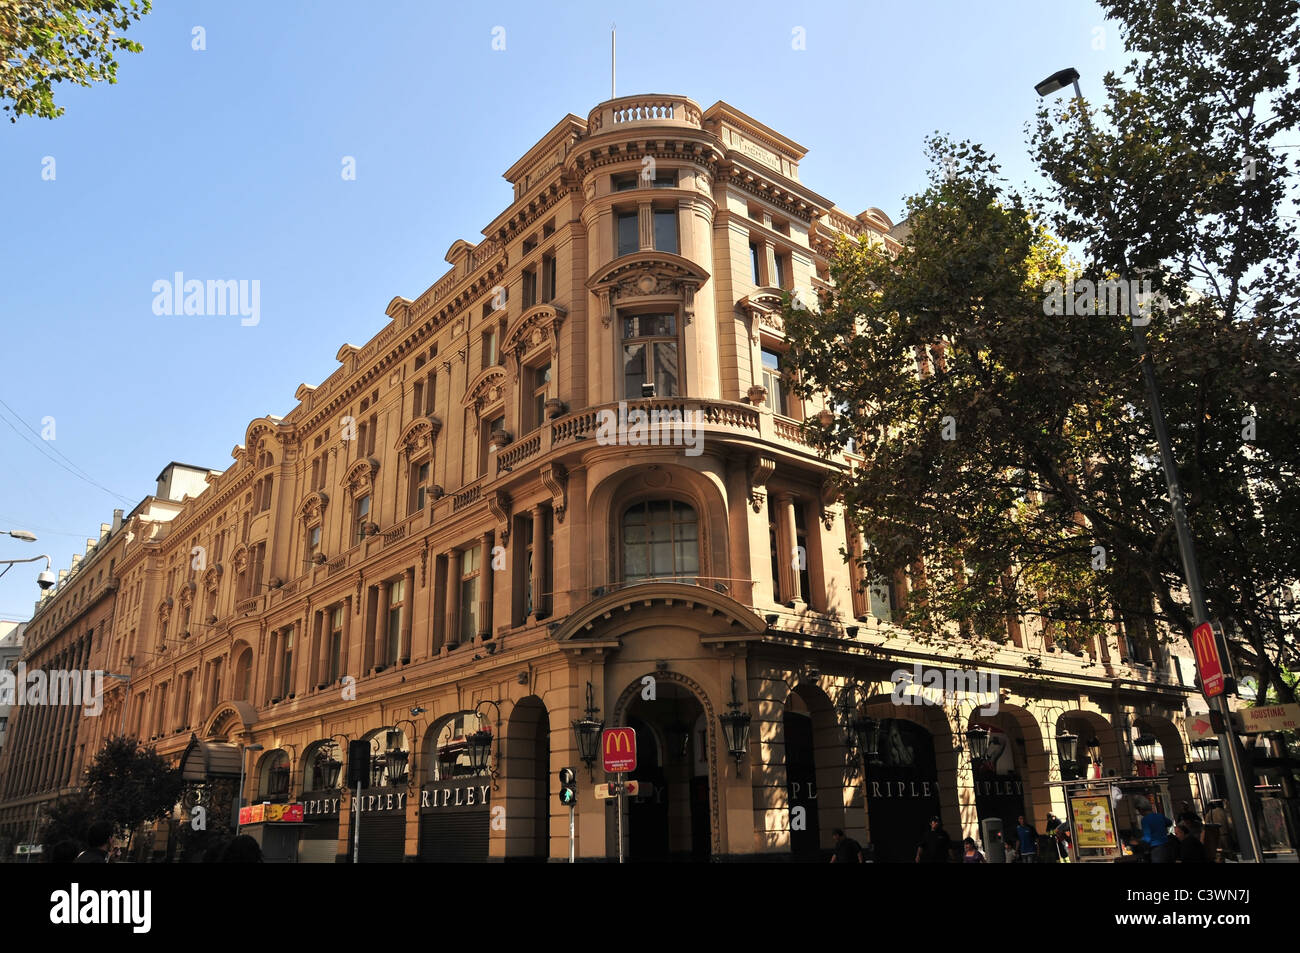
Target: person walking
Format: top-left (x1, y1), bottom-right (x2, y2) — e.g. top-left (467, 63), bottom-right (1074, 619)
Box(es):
top-left (1139, 803), bottom-right (1175, 863)
top-left (961, 837), bottom-right (986, 863)
top-left (1015, 814), bottom-right (1038, 863)
top-left (1174, 822), bottom-right (1209, 863)
top-left (830, 828), bottom-right (864, 863)
top-left (73, 821), bottom-right (113, 864)
top-left (915, 816), bottom-right (952, 863)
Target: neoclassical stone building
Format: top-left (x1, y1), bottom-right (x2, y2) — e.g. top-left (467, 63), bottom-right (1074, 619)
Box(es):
top-left (62, 94), bottom-right (1198, 862)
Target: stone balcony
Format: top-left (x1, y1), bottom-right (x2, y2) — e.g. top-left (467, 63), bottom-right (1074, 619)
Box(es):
top-left (587, 95), bottom-right (703, 136)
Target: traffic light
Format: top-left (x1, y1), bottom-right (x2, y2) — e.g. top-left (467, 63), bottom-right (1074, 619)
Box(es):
top-left (558, 767), bottom-right (577, 807)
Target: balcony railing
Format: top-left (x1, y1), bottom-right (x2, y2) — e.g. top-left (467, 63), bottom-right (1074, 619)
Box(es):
top-left (587, 95), bottom-right (703, 135)
top-left (497, 432), bottom-right (543, 474)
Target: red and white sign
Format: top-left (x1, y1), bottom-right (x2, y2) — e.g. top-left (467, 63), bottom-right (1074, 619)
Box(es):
top-left (1241, 704), bottom-right (1300, 734)
top-left (1192, 622), bottom-right (1226, 698)
top-left (602, 727), bottom-right (637, 773)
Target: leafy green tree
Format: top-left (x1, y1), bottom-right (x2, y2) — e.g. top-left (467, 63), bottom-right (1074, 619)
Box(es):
top-left (82, 734), bottom-right (182, 845)
top-left (0, 0), bottom-right (151, 122)
top-left (784, 0), bottom-right (1299, 699)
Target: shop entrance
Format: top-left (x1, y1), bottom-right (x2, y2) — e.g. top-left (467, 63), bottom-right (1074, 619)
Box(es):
top-left (865, 719), bottom-right (942, 862)
top-left (624, 684), bottom-right (710, 861)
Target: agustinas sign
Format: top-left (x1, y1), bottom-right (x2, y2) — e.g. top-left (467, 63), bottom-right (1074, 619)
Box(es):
top-left (602, 727), bottom-right (636, 773)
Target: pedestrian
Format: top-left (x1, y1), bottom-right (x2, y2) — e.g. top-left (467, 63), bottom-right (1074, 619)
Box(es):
top-left (219, 834), bottom-right (264, 863)
top-left (830, 827), bottom-right (864, 863)
top-left (1015, 814), bottom-right (1038, 863)
top-left (1174, 822), bottom-right (1208, 863)
top-left (1177, 800), bottom-right (1203, 838)
top-left (961, 836), bottom-right (986, 863)
top-left (1138, 802), bottom-right (1174, 863)
top-left (1205, 799), bottom-right (1235, 853)
top-left (73, 821), bottom-right (113, 864)
top-left (915, 816), bottom-right (952, 863)
top-left (1003, 836), bottom-right (1019, 863)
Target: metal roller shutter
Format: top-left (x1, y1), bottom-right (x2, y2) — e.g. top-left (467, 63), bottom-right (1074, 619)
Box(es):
top-left (357, 814), bottom-right (406, 863)
top-left (418, 811), bottom-right (489, 862)
top-left (298, 822), bottom-right (339, 864)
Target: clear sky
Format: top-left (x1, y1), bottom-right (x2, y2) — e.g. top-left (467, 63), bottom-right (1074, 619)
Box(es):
top-left (0, 0), bottom-right (1129, 619)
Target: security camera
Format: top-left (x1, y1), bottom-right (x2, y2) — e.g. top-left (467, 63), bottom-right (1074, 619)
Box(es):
top-left (37, 569), bottom-right (56, 590)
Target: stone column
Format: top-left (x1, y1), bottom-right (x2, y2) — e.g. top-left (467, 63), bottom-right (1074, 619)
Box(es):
top-left (341, 595), bottom-right (353, 678)
top-left (530, 505), bottom-right (547, 620)
top-left (478, 534), bottom-right (493, 640)
top-left (375, 580), bottom-right (390, 668)
top-left (776, 493), bottom-right (800, 605)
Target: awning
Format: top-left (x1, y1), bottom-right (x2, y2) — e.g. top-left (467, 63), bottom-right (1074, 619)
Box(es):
top-left (179, 735), bottom-right (244, 781)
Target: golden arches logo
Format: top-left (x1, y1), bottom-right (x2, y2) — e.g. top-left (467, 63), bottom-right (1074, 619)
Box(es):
top-left (605, 730), bottom-right (632, 754)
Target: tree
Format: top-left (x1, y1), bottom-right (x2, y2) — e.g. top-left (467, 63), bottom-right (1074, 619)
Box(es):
top-left (82, 734), bottom-right (182, 845)
top-left (38, 788), bottom-right (95, 852)
top-left (0, 0), bottom-right (151, 122)
top-left (783, 0), bottom-right (1300, 699)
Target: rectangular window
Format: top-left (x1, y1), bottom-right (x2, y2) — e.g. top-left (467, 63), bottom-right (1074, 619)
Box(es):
top-left (768, 497), bottom-right (782, 602)
top-left (762, 349), bottom-right (788, 416)
top-left (411, 459), bottom-right (430, 513)
top-left (622, 313), bottom-right (678, 398)
top-left (750, 242), bottom-right (761, 285)
top-left (653, 171), bottom-right (676, 188)
top-left (424, 371), bottom-right (436, 416)
top-left (542, 253), bottom-right (556, 302)
top-left (460, 547), bottom-right (481, 643)
top-left (354, 494), bottom-right (371, 544)
top-left (653, 209), bottom-right (678, 254)
top-left (386, 578), bottom-right (404, 667)
top-left (280, 627), bottom-right (294, 697)
top-left (794, 505), bottom-right (811, 604)
top-left (412, 381), bottom-right (424, 418)
top-left (307, 525), bottom-right (321, 563)
top-left (522, 268), bottom-right (537, 309)
top-left (616, 211), bottom-right (639, 256)
top-left (612, 172), bottom-right (638, 192)
top-left (522, 518), bottom-right (535, 619)
top-left (328, 606), bottom-right (343, 683)
top-left (774, 253), bottom-right (787, 290)
top-left (531, 363), bottom-right (551, 431)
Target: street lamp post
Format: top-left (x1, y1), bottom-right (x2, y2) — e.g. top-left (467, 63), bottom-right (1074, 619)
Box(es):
top-left (236, 743), bottom-right (264, 833)
top-left (1036, 67), bottom-right (1263, 863)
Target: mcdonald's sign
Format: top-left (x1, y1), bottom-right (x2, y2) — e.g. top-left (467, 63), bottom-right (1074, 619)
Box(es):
top-left (602, 727), bottom-right (637, 773)
top-left (1192, 621), bottom-right (1225, 698)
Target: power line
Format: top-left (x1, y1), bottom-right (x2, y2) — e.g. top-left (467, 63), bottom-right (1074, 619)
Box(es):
top-left (0, 402), bottom-right (135, 507)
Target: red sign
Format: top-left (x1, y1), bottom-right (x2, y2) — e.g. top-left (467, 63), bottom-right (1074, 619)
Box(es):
top-left (602, 727), bottom-right (637, 773)
top-left (1192, 622), bottom-right (1225, 698)
top-left (239, 802), bottom-right (304, 825)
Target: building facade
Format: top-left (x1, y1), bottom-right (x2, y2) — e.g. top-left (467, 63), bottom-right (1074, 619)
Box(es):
top-left (0, 621), bottom-right (26, 761)
top-left (30, 95), bottom-right (1201, 861)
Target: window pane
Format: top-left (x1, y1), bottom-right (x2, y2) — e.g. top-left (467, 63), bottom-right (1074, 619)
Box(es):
top-left (617, 212), bottom-right (639, 256)
top-left (623, 342), bottom-right (646, 396)
top-left (653, 210), bottom-right (678, 254)
top-left (750, 243), bottom-right (761, 284)
top-left (654, 343), bottom-right (678, 397)
top-left (463, 546), bottom-right (480, 574)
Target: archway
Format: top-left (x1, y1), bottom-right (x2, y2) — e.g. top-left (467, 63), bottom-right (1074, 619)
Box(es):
top-left (782, 683), bottom-right (846, 860)
top-left (968, 705), bottom-right (1047, 839)
top-left (504, 696), bottom-right (550, 861)
top-left (624, 682), bottom-right (710, 861)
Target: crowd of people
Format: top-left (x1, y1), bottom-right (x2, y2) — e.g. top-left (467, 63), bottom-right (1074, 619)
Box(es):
top-left (43, 821), bottom-right (265, 864)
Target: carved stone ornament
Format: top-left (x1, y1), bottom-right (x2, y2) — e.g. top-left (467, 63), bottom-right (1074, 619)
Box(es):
top-left (343, 457), bottom-right (380, 495)
top-left (748, 455), bottom-right (776, 513)
top-left (540, 462), bottom-right (568, 524)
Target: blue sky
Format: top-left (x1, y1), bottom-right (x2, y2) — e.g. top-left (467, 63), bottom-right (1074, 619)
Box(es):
top-left (0, 0), bottom-right (1129, 618)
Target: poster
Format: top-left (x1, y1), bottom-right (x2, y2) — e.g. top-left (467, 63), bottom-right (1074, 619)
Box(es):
top-left (1069, 793), bottom-right (1118, 849)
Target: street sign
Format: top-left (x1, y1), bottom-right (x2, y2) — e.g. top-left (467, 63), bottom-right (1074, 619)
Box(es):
top-left (602, 727), bottom-right (637, 773)
top-left (1192, 622), bottom-right (1226, 698)
top-left (595, 780), bottom-right (641, 799)
top-left (1187, 715), bottom-right (1215, 741)
top-left (1241, 704), bottom-right (1300, 734)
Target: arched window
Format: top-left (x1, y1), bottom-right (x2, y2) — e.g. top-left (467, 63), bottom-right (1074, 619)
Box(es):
top-left (431, 712), bottom-right (488, 781)
top-left (621, 500), bottom-right (698, 584)
top-left (233, 647), bottom-right (253, 701)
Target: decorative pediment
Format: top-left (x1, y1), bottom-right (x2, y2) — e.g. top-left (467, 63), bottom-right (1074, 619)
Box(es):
top-left (298, 491), bottom-right (330, 522)
top-left (203, 565), bottom-right (223, 593)
top-left (504, 304), bottom-right (566, 361)
top-left (463, 367), bottom-right (508, 414)
top-left (179, 581), bottom-right (197, 606)
top-left (394, 416), bottom-right (442, 458)
top-left (739, 288), bottom-right (789, 340)
top-left (343, 458), bottom-right (380, 495)
top-left (231, 544), bottom-right (248, 574)
top-left (586, 252), bottom-right (710, 328)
